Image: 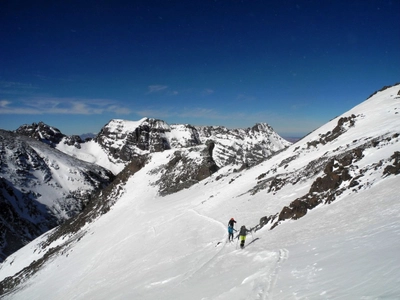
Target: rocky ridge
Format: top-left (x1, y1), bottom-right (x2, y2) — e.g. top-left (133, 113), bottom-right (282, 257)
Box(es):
top-left (0, 130), bottom-right (114, 262)
top-left (0, 84), bottom-right (399, 296)
top-left (1, 118), bottom-right (288, 262)
top-left (196, 122), bottom-right (291, 168)
top-left (17, 118), bottom-right (290, 172)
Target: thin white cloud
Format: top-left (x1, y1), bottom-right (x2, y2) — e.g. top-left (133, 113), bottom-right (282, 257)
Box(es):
top-left (202, 89), bottom-right (214, 96)
top-left (0, 81), bottom-right (37, 89)
top-left (146, 85), bottom-right (168, 94)
top-left (236, 94), bottom-right (256, 102)
top-left (0, 81), bottom-right (39, 96)
top-left (0, 100), bottom-right (11, 108)
top-left (0, 97), bottom-right (132, 115)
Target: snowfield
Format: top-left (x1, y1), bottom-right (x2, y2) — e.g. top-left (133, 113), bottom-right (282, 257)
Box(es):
top-left (56, 138), bottom-right (126, 175)
top-left (0, 84), bottom-right (399, 299)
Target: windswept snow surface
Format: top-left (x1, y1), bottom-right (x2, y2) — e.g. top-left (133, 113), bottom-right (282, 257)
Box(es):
top-left (1, 85), bottom-right (400, 299)
top-left (56, 139), bottom-right (125, 175)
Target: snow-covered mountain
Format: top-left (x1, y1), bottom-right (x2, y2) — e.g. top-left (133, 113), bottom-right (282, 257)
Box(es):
top-left (54, 118), bottom-right (290, 174)
top-left (0, 130), bottom-right (114, 262)
top-left (16, 121), bottom-right (85, 148)
top-left (1, 84), bottom-right (399, 299)
top-left (196, 122), bottom-right (291, 168)
top-left (2, 117), bottom-right (289, 262)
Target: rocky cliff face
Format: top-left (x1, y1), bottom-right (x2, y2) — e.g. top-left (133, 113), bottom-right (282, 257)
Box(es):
top-left (16, 119), bottom-right (290, 170)
top-left (69, 118), bottom-right (290, 170)
top-left (0, 130), bottom-right (114, 262)
top-left (150, 142), bottom-right (219, 196)
top-left (196, 123), bottom-right (292, 168)
top-left (2, 117), bottom-right (289, 261)
top-left (16, 121), bottom-right (85, 148)
top-left (246, 84), bottom-right (400, 231)
top-left (16, 122), bottom-right (66, 146)
top-left (95, 118), bottom-right (202, 163)
top-left (1, 84), bottom-right (399, 298)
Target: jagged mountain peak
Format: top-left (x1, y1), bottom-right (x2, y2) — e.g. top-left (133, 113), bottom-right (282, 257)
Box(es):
top-left (94, 117), bottom-right (201, 163)
top-left (15, 121), bottom-right (86, 149)
top-left (1, 117), bottom-right (289, 260)
top-left (0, 129), bottom-right (115, 262)
top-left (13, 117), bottom-right (290, 175)
top-left (15, 121), bottom-right (65, 146)
top-left (250, 122), bottom-right (273, 131)
top-left (89, 117), bottom-right (289, 169)
top-left (196, 122), bottom-right (291, 168)
top-left (100, 117), bottom-right (170, 134)
top-left (0, 84), bottom-right (399, 298)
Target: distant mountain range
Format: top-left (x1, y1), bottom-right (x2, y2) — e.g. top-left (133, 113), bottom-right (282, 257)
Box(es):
top-left (0, 118), bottom-right (290, 262)
top-left (1, 83), bottom-right (399, 298)
top-left (79, 133), bottom-right (97, 140)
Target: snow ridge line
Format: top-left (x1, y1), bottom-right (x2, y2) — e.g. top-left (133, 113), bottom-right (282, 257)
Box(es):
top-left (175, 209), bottom-right (228, 285)
top-left (263, 248), bottom-right (289, 299)
top-left (188, 208), bottom-right (226, 231)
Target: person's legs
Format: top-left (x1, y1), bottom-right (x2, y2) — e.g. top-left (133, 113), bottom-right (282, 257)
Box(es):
top-left (240, 235), bottom-right (246, 248)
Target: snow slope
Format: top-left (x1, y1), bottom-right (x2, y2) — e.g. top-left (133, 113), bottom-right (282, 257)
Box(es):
top-left (56, 139), bottom-right (125, 175)
top-left (0, 84), bottom-right (399, 299)
top-left (0, 131), bottom-right (114, 261)
top-left (0, 133), bottom-right (111, 214)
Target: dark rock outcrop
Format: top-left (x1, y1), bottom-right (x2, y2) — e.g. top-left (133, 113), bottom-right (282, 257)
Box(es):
top-left (383, 151), bottom-right (400, 176)
top-left (0, 129), bottom-right (115, 262)
top-left (196, 122), bottom-right (291, 168)
top-left (16, 122), bottom-right (65, 147)
top-left (307, 115), bottom-right (357, 148)
top-left (152, 144), bottom-right (219, 196)
top-left (95, 118), bottom-right (202, 163)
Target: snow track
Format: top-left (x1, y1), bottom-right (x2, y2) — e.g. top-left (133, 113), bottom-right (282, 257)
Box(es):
top-left (263, 248), bottom-right (289, 299)
top-left (188, 208), bottom-right (227, 231)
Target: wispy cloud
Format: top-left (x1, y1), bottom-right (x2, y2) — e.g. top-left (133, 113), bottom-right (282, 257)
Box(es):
top-left (0, 97), bottom-right (132, 115)
top-left (0, 81), bottom-right (36, 89)
top-left (202, 89), bottom-right (214, 96)
top-left (236, 94), bottom-right (256, 102)
top-left (0, 81), bottom-right (39, 96)
top-left (0, 100), bottom-right (11, 108)
top-left (146, 85), bottom-right (168, 94)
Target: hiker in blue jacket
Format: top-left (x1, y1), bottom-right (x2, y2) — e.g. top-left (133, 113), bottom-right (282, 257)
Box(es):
top-left (227, 218), bottom-right (237, 242)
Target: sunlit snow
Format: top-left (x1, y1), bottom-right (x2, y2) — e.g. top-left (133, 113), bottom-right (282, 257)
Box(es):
top-left (1, 85), bottom-right (399, 299)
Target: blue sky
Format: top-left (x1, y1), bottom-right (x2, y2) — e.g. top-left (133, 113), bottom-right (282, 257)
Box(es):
top-left (1, 0), bottom-right (399, 137)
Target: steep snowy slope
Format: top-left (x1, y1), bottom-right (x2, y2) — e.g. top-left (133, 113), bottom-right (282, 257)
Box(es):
top-left (0, 131), bottom-right (114, 262)
top-left (0, 84), bottom-right (399, 299)
top-left (3, 117), bottom-right (288, 262)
